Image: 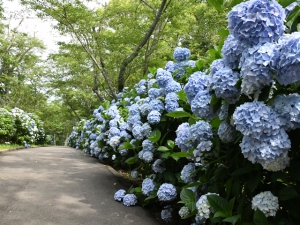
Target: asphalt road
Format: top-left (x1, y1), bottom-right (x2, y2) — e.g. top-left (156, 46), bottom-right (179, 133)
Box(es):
top-left (0, 146), bottom-right (161, 225)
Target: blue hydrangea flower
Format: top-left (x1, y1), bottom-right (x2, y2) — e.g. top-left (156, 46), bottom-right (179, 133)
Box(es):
top-left (228, 0), bottom-right (285, 46)
top-left (147, 110), bottom-right (161, 124)
top-left (152, 159), bottom-right (166, 173)
top-left (190, 121), bottom-right (213, 143)
top-left (157, 183), bottom-right (177, 201)
top-left (119, 122), bottom-right (128, 131)
top-left (141, 123), bottom-right (152, 138)
top-left (185, 60), bottom-right (196, 68)
top-left (161, 207), bottom-right (173, 222)
top-left (173, 47), bottom-right (191, 62)
top-left (89, 133), bottom-right (97, 140)
top-left (156, 68), bottom-right (173, 88)
top-left (219, 104), bottom-right (229, 120)
top-left (132, 125), bottom-right (144, 140)
top-left (218, 121), bottom-right (236, 143)
top-left (239, 43), bottom-right (276, 96)
top-left (240, 129), bottom-right (290, 164)
top-left (165, 92), bottom-right (179, 112)
top-left (165, 80), bottom-right (182, 94)
top-left (108, 136), bottom-right (121, 149)
top-left (252, 191), bottom-right (279, 217)
top-left (175, 123), bottom-right (193, 152)
top-left (137, 85), bottom-right (147, 95)
top-left (148, 88), bottom-right (164, 99)
top-left (142, 178), bottom-right (156, 196)
top-left (109, 118), bottom-right (119, 128)
top-left (120, 130), bottom-right (131, 139)
top-left (191, 90), bottom-right (215, 120)
top-left (142, 139), bottom-right (155, 152)
top-left (233, 101), bottom-right (282, 138)
top-left (139, 79), bottom-right (147, 87)
top-left (148, 79), bottom-right (157, 89)
top-left (142, 151), bottom-right (154, 162)
top-left (109, 127), bottom-right (120, 138)
top-left (211, 67), bottom-right (240, 103)
top-left (127, 114), bottom-right (142, 129)
top-left (165, 61), bottom-right (177, 73)
top-left (194, 140), bottom-right (213, 161)
top-left (184, 71), bottom-right (211, 104)
top-left (180, 163), bottom-right (196, 183)
top-left (149, 99), bottom-right (165, 112)
top-left (272, 32), bottom-right (300, 85)
top-left (123, 194), bottom-right (138, 206)
top-left (130, 170), bottom-right (139, 179)
top-left (222, 35), bottom-right (247, 69)
top-left (107, 105), bottom-right (120, 118)
top-left (139, 103), bottom-right (149, 116)
top-left (272, 94), bottom-right (300, 130)
top-left (209, 59), bottom-right (227, 77)
top-left (114, 189), bottom-right (126, 201)
top-left (128, 104), bottom-right (140, 116)
top-left (148, 73), bottom-right (154, 79)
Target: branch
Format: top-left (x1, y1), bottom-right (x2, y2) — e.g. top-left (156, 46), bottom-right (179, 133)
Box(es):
top-left (118, 0), bottom-right (170, 92)
top-left (140, 0), bottom-right (156, 14)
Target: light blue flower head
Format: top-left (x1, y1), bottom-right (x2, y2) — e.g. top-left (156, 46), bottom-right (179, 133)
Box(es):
top-left (147, 110), bottom-right (161, 124)
top-left (149, 99), bottom-right (165, 112)
top-left (173, 47), bottom-right (191, 62)
top-left (165, 92), bottom-right (179, 112)
top-left (114, 189), bottom-right (126, 201)
top-left (142, 139), bottom-right (155, 152)
top-left (141, 123), bottom-right (152, 138)
top-left (152, 159), bottom-right (166, 173)
top-left (132, 125), bottom-right (144, 140)
top-left (272, 93), bottom-right (300, 130)
top-left (165, 80), bottom-right (182, 94)
top-left (272, 32), bottom-right (300, 85)
top-left (156, 68), bottom-right (173, 88)
top-left (240, 129), bottom-right (290, 165)
top-left (175, 123), bottom-right (193, 152)
top-left (123, 194), bottom-right (137, 206)
top-left (218, 121), bottom-right (236, 143)
top-left (228, 0), bottom-right (285, 46)
top-left (180, 163), bottom-right (196, 183)
top-left (211, 67), bottom-right (240, 103)
top-left (184, 71), bottom-right (211, 104)
top-left (139, 103), bottom-right (149, 116)
top-left (157, 183), bottom-right (177, 201)
top-left (239, 42), bottom-right (276, 96)
top-left (142, 151), bottom-right (154, 162)
top-left (191, 90), bottom-right (215, 120)
top-left (161, 207), bottom-right (173, 222)
top-left (190, 120), bottom-right (213, 143)
top-left (142, 178), bottom-right (156, 196)
top-left (165, 61), bottom-right (177, 73)
top-left (222, 35), bottom-right (247, 69)
top-left (148, 88), bottom-right (164, 99)
top-left (233, 101), bottom-right (282, 138)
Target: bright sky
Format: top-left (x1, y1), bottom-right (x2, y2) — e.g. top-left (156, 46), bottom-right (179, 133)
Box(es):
top-left (2, 0), bottom-right (108, 57)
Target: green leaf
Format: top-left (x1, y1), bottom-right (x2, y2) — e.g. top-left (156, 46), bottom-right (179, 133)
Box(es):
top-left (214, 211), bottom-right (229, 218)
top-left (167, 140), bottom-right (175, 149)
top-left (258, 85), bottom-right (272, 102)
top-left (166, 111), bottom-right (191, 118)
top-left (176, 90), bottom-right (187, 102)
top-left (118, 141), bottom-right (133, 150)
top-left (247, 172), bottom-right (262, 192)
top-left (157, 146), bottom-right (170, 152)
top-left (231, 164), bottom-right (253, 176)
top-left (185, 202), bottom-right (196, 212)
top-left (196, 60), bottom-right (205, 70)
top-left (170, 152), bottom-right (189, 161)
top-left (125, 156), bottom-right (138, 165)
top-left (148, 128), bottom-right (161, 143)
top-left (211, 116), bottom-right (222, 128)
top-left (217, 28), bottom-right (229, 37)
top-left (225, 0), bottom-right (244, 9)
top-left (135, 187), bottom-right (142, 193)
top-left (278, 187), bottom-right (299, 201)
top-left (278, 0), bottom-right (297, 8)
top-left (148, 67), bottom-right (157, 75)
top-left (253, 209), bottom-right (268, 225)
top-left (223, 215), bottom-right (241, 225)
top-left (207, 0), bottom-right (224, 13)
top-left (207, 195), bottom-right (231, 217)
top-left (161, 152), bottom-right (171, 159)
top-left (210, 94), bottom-right (222, 112)
top-left (180, 188), bottom-right (195, 203)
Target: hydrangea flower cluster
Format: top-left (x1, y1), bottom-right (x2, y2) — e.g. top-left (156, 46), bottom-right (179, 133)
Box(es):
top-left (228, 0), bottom-right (285, 46)
top-left (196, 193), bottom-right (219, 219)
top-left (157, 183), bottom-right (177, 201)
top-left (142, 178), bottom-right (156, 196)
top-left (175, 123), bottom-right (193, 152)
top-left (251, 191), bottom-right (279, 217)
top-left (173, 47), bottom-right (191, 62)
top-left (180, 163), bottom-right (196, 183)
top-left (114, 189), bottom-right (126, 201)
top-left (123, 194), bottom-right (138, 206)
top-left (178, 206), bottom-right (190, 218)
top-left (152, 159), bottom-right (166, 173)
top-left (161, 207), bottom-right (173, 222)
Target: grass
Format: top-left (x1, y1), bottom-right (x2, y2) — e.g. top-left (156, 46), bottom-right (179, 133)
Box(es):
top-left (0, 144), bottom-right (23, 151)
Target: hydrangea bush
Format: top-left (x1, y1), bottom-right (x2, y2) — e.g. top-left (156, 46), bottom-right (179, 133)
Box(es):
top-left (68, 0), bottom-right (300, 224)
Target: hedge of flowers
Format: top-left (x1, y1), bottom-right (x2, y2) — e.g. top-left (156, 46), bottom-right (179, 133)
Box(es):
top-left (0, 107), bottom-right (45, 145)
top-left (68, 0), bottom-right (300, 224)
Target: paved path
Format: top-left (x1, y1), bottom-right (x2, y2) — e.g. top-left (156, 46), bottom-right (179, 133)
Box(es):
top-left (0, 146), bottom-right (161, 225)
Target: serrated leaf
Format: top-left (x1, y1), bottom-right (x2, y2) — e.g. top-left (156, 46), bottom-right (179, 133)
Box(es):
top-left (148, 128), bottom-right (161, 143)
top-left (223, 215), bottom-right (241, 224)
top-left (166, 111), bottom-right (191, 118)
top-left (253, 209), bottom-right (268, 225)
top-left (186, 201), bottom-right (196, 212)
top-left (176, 89), bottom-right (188, 102)
top-left (180, 188), bottom-right (195, 203)
top-left (125, 156), bottom-right (138, 165)
top-left (207, 195), bottom-right (231, 217)
top-left (278, 187), bottom-right (299, 201)
top-left (157, 146), bottom-right (170, 152)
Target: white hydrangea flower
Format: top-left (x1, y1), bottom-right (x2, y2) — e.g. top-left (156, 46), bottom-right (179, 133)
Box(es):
top-left (252, 191), bottom-right (279, 217)
top-left (196, 193), bottom-right (219, 219)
